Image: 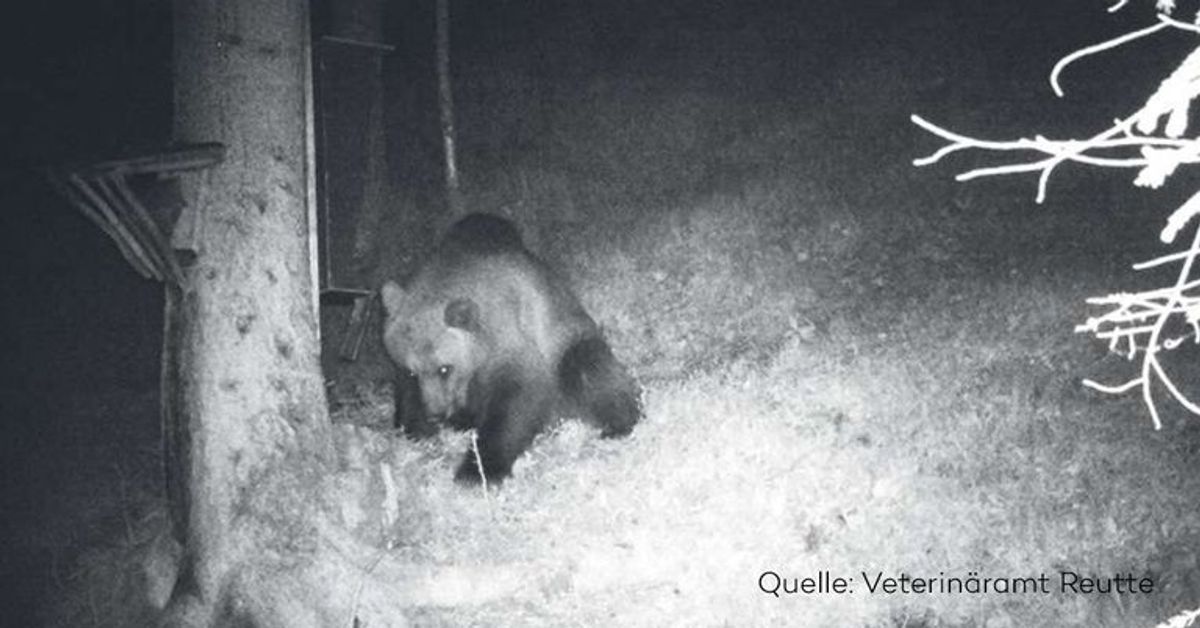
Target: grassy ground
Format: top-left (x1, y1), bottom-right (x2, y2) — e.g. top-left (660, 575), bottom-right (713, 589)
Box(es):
top-left (312, 174), bottom-right (1200, 627)
top-left (349, 181), bottom-right (1200, 626)
top-left (36, 3), bottom-right (1200, 626)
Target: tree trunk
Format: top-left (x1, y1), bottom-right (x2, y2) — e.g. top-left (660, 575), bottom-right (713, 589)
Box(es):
top-left (164, 0), bottom-right (333, 624)
top-left (436, 0), bottom-right (464, 217)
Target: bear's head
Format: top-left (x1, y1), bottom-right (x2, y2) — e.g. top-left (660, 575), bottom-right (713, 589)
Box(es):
top-left (381, 281), bottom-right (488, 421)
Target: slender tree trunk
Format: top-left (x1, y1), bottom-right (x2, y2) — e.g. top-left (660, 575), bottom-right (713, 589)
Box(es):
top-left (436, 0), bottom-right (464, 217)
top-left (331, 0), bottom-right (389, 280)
top-left (165, 0), bottom-right (332, 624)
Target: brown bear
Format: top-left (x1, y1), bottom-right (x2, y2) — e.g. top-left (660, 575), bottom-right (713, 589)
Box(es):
top-left (381, 213), bottom-right (641, 485)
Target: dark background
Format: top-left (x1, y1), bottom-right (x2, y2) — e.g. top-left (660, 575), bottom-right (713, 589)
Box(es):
top-left (0, 0), bottom-right (1186, 623)
top-left (2, 3), bottom-right (171, 621)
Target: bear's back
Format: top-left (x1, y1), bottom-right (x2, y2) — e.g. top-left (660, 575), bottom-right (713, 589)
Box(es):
top-left (441, 213), bottom-right (524, 255)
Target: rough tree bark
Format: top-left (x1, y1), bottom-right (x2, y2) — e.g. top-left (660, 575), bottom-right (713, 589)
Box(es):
top-left (436, 0), bottom-right (465, 217)
top-left (164, 0), bottom-right (333, 625)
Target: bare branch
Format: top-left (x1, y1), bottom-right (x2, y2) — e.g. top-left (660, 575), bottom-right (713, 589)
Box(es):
top-left (1073, 224), bottom-right (1200, 428)
top-left (914, 11), bottom-right (1200, 427)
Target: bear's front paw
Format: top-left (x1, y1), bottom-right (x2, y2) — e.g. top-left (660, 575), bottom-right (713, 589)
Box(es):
top-left (454, 460), bottom-right (484, 485)
top-left (454, 452), bottom-right (509, 486)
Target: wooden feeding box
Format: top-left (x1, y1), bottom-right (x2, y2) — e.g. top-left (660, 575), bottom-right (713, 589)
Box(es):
top-left (47, 143), bottom-right (226, 284)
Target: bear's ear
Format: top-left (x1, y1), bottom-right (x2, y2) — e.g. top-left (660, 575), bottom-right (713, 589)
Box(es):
top-left (380, 281), bottom-right (407, 317)
top-left (444, 298), bottom-right (480, 331)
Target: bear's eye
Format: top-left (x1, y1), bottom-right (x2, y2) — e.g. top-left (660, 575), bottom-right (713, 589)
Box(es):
top-left (436, 365), bottom-right (453, 380)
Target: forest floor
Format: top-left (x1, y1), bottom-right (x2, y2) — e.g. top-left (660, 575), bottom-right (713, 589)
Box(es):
top-left (346, 130), bottom-right (1200, 625)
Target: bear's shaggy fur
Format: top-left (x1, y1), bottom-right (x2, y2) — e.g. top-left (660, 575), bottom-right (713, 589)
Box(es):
top-left (381, 214), bottom-right (641, 484)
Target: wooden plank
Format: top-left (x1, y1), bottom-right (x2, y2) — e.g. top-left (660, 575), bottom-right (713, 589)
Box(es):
top-left (111, 174), bottom-right (185, 283)
top-left (161, 283), bottom-right (189, 545)
top-left (337, 292), bottom-right (377, 361)
top-left (94, 175), bottom-right (170, 280)
top-left (69, 173), bottom-right (161, 280)
top-left (48, 172), bottom-right (121, 242)
top-left (75, 143), bottom-right (226, 178)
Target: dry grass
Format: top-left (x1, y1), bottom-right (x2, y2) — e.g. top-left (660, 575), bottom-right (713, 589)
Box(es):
top-left (354, 246), bottom-right (1197, 628)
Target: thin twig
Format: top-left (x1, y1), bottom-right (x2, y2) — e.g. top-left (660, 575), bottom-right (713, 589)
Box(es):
top-left (471, 431), bottom-right (490, 496)
top-left (1050, 20), bottom-right (1171, 97)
